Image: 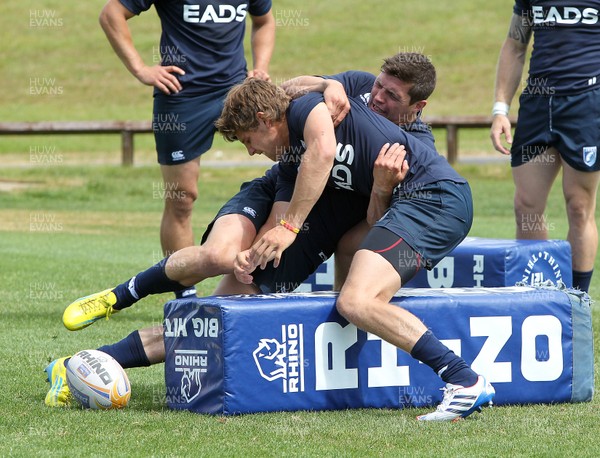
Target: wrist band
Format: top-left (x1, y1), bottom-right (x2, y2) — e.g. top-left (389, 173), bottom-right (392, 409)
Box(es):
top-left (280, 219), bottom-right (300, 234)
top-left (492, 101), bottom-right (510, 116)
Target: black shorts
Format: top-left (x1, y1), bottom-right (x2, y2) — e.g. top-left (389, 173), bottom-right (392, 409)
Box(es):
top-left (367, 181), bottom-right (473, 270)
top-left (359, 229), bottom-right (421, 283)
top-left (252, 189), bottom-right (370, 293)
top-left (201, 163), bottom-right (369, 293)
top-left (511, 87), bottom-right (600, 171)
top-left (200, 165), bottom-right (279, 244)
top-left (153, 86), bottom-right (232, 165)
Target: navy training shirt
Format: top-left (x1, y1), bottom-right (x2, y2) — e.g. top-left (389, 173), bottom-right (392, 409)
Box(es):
top-left (119, 0), bottom-right (272, 96)
top-left (324, 70), bottom-right (436, 149)
top-left (277, 92), bottom-right (464, 200)
top-left (514, 0), bottom-right (600, 94)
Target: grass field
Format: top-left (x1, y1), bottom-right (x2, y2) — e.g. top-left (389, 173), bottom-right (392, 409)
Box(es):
top-left (1, 0), bottom-right (599, 456)
top-left (1, 163), bottom-right (599, 457)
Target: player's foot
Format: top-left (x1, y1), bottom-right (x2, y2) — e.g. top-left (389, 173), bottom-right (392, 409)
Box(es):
top-left (44, 357), bottom-right (72, 407)
top-left (62, 289), bottom-right (119, 331)
top-left (416, 375), bottom-right (495, 422)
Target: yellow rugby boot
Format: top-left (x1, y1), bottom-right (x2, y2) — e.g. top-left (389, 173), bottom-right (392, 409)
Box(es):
top-left (62, 289), bottom-right (119, 331)
top-left (44, 357), bottom-right (72, 407)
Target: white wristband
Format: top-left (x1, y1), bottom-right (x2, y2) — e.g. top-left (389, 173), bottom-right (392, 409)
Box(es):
top-left (492, 101), bottom-right (510, 116)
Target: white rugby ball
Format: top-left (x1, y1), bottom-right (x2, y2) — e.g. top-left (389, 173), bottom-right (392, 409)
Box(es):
top-left (66, 349), bottom-right (131, 410)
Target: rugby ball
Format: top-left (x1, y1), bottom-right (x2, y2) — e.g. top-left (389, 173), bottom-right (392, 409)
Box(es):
top-left (66, 349), bottom-right (131, 410)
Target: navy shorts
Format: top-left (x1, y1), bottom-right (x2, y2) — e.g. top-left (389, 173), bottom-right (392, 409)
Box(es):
top-left (201, 165), bottom-right (279, 244)
top-left (252, 189), bottom-right (370, 293)
top-left (367, 181), bottom-right (473, 270)
top-left (153, 86), bottom-right (232, 165)
top-left (511, 87), bottom-right (600, 171)
top-left (201, 169), bottom-right (370, 293)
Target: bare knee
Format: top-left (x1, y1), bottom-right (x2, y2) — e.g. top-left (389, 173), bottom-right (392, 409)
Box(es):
top-left (514, 191), bottom-right (549, 237)
top-left (566, 197), bottom-right (594, 228)
top-left (336, 288), bottom-right (368, 325)
top-left (513, 190), bottom-right (543, 217)
top-left (197, 242), bottom-right (238, 274)
top-left (163, 184), bottom-right (198, 220)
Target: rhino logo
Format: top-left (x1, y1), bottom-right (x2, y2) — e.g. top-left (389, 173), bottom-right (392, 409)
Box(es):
top-left (253, 338), bottom-right (286, 382)
top-left (180, 368), bottom-right (203, 403)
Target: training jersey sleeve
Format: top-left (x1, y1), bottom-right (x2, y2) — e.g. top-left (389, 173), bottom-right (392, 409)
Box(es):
top-left (285, 92), bottom-right (325, 162)
top-left (119, 0), bottom-right (153, 15)
top-left (275, 93), bottom-right (325, 201)
top-left (248, 0), bottom-right (272, 16)
top-left (274, 168), bottom-right (296, 202)
top-left (513, 0), bottom-right (528, 14)
top-left (403, 119), bottom-right (436, 150)
top-left (324, 71), bottom-right (375, 101)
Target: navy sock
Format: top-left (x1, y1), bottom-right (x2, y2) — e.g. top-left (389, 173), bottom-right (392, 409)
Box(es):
top-left (572, 269), bottom-right (593, 293)
top-left (411, 331), bottom-right (478, 387)
top-left (97, 330), bottom-right (151, 369)
top-left (112, 256), bottom-right (188, 310)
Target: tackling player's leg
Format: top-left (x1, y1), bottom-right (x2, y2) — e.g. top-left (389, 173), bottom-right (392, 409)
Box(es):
top-left (61, 166), bottom-right (279, 331)
top-left (337, 245), bottom-right (494, 422)
top-left (62, 214), bottom-right (259, 331)
top-left (336, 183), bottom-right (494, 422)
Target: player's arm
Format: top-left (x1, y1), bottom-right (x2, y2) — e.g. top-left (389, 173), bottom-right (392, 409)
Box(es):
top-left (99, 0), bottom-right (184, 94)
top-left (281, 76), bottom-right (350, 126)
top-left (367, 143), bottom-right (409, 226)
top-left (247, 9), bottom-right (275, 81)
top-left (490, 13), bottom-right (532, 155)
top-left (250, 103), bottom-right (336, 269)
top-left (281, 75), bottom-right (330, 98)
top-left (285, 103), bottom-right (336, 227)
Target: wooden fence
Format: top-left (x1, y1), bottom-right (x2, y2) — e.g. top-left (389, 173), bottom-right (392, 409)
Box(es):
top-left (0, 116), bottom-right (517, 165)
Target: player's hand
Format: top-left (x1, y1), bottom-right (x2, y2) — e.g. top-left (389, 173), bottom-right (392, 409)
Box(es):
top-left (372, 143), bottom-right (409, 195)
top-left (250, 225), bottom-right (297, 270)
top-left (490, 115), bottom-right (512, 155)
top-left (233, 249), bottom-right (255, 285)
top-left (135, 64), bottom-right (185, 94)
top-left (323, 80), bottom-right (350, 127)
top-left (247, 69), bottom-right (271, 82)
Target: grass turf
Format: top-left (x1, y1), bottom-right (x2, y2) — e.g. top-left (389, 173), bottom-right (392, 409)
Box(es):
top-left (0, 164), bottom-right (598, 457)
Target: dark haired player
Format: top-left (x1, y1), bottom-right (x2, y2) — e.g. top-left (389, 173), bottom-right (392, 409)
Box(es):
top-left (490, 0), bottom-right (600, 293)
top-left (280, 53), bottom-right (438, 285)
top-left (283, 52), bottom-right (437, 149)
